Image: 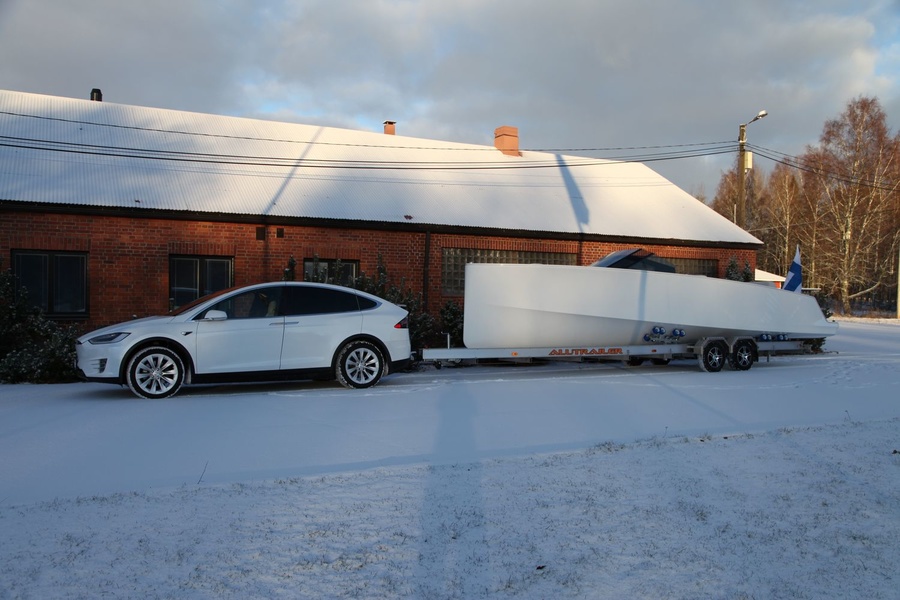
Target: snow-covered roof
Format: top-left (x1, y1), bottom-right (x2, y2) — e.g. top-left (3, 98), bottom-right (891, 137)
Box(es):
top-left (0, 90), bottom-right (761, 245)
top-left (755, 268), bottom-right (786, 283)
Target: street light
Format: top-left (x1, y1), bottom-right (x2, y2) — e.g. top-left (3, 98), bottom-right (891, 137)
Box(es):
top-left (737, 110), bottom-right (768, 228)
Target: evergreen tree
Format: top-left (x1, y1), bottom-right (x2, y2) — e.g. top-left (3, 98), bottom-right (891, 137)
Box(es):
top-left (0, 260), bottom-right (80, 383)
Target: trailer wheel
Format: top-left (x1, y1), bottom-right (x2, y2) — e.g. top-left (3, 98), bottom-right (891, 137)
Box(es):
top-left (626, 356), bottom-right (645, 366)
top-left (730, 339), bottom-right (756, 371)
top-left (651, 358), bottom-right (671, 366)
top-left (699, 340), bottom-right (728, 373)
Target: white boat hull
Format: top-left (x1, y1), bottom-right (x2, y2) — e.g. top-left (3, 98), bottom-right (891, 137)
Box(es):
top-left (462, 263), bottom-right (837, 349)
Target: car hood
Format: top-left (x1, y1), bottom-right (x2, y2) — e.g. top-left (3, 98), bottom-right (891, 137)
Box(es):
top-left (78, 315), bottom-right (178, 343)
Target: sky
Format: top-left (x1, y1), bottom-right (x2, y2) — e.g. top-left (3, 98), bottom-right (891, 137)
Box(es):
top-left (1, 0), bottom-right (899, 198)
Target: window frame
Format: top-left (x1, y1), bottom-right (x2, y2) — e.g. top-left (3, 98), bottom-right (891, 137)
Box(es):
top-left (11, 250), bottom-right (89, 319)
top-left (441, 248), bottom-right (578, 295)
top-left (169, 255), bottom-right (234, 310)
top-left (302, 258), bottom-right (359, 286)
top-left (665, 257), bottom-right (719, 278)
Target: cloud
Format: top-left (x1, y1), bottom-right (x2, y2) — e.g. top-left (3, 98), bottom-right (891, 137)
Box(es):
top-left (1, 0), bottom-right (897, 196)
top-left (0, 0), bottom-right (265, 113)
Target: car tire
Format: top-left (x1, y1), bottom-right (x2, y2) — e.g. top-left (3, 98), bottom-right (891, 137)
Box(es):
top-left (126, 346), bottom-right (185, 399)
top-left (336, 340), bottom-right (385, 389)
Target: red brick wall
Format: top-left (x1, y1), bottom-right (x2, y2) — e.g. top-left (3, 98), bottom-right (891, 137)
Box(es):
top-left (1, 210), bottom-right (756, 331)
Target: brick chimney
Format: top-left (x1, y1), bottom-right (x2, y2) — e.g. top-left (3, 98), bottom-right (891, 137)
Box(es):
top-left (383, 120), bottom-right (396, 135)
top-left (494, 125), bottom-right (520, 156)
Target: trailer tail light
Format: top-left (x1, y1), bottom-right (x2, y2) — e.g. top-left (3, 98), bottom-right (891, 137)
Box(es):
top-left (395, 316), bottom-right (409, 329)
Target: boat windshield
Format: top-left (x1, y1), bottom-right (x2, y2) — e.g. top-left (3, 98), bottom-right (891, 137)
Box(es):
top-left (591, 248), bottom-right (675, 273)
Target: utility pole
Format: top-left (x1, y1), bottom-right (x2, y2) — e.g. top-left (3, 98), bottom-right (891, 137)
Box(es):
top-left (737, 110), bottom-right (767, 229)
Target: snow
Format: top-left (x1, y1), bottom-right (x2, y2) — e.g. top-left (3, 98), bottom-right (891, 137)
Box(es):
top-left (1, 319), bottom-right (898, 598)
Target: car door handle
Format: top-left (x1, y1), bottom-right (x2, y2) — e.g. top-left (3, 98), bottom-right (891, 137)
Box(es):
top-left (283, 321), bottom-right (300, 326)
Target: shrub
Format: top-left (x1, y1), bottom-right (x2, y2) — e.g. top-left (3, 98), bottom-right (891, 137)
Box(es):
top-left (0, 262), bottom-right (80, 383)
top-left (352, 256), bottom-right (436, 353)
top-left (438, 300), bottom-right (464, 348)
top-left (725, 256), bottom-right (753, 282)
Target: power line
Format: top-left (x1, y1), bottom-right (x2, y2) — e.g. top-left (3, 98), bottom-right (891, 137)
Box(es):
top-left (0, 132), bottom-right (738, 171)
top-left (1, 108), bottom-right (895, 188)
top-left (0, 108), bottom-right (734, 156)
top-left (748, 144), bottom-right (899, 193)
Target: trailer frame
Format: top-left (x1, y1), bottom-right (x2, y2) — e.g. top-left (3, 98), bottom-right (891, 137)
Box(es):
top-left (421, 337), bottom-right (811, 373)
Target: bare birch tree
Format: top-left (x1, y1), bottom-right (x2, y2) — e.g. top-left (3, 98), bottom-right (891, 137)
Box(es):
top-left (755, 163), bottom-right (803, 275)
top-left (801, 97), bottom-right (899, 313)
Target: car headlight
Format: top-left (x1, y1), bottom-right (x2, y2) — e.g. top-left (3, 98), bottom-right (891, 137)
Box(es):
top-left (88, 332), bottom-right (131, 345)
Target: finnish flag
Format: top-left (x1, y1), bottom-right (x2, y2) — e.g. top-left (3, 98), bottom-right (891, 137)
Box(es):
top-left (783, 246), bottom-right (802, 292)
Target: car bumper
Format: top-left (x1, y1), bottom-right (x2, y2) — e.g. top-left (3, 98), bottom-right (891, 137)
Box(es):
top-left (390, 356), bottom-right (412, 373)
top-left (75, 341), bottom-right (127, 384)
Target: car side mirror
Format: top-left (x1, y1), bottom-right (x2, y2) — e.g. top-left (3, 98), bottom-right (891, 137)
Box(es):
top-left (204, 309), bottom-right (228, 321)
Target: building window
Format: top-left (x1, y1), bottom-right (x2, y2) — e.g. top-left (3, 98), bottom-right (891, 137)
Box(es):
top-left (442, 248), bottom-right (577, 295)
top-left (12, 250), bottom-right (88, 317)
top-left (666, 258), bottom-right (719, 277)
top-left (303, 258), bottom-right (359, 286)
top-left (169, 256), bottom-right (233, 310)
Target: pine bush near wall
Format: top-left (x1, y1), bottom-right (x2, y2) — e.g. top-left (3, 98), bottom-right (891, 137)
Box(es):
top-left (438, 300), bottom-right (464, 348)
top-left (724, 256), bottom-right (753, 282)
top-left (0, 262), bottom-right (80, 383)
top-left (350, 255), bottom-right (437, 355)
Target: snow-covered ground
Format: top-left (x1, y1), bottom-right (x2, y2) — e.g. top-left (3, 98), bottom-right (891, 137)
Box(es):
top-left (1, 319), bottom-right (898, 599)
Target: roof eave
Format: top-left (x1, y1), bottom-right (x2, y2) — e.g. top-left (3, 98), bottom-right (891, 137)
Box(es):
top-left (0, 200), bottom-right (764, 249)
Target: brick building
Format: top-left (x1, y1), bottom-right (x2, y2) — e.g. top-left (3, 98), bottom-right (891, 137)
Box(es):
top-left (0, 90), bottom-right (761, 331)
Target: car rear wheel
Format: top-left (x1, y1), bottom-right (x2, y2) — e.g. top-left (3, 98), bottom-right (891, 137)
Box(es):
top-left (126, 346), bottom-right (185, 399)
top-left (336, 340), bottom-right (385, 389)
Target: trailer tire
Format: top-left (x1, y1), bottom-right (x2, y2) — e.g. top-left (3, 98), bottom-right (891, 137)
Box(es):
top-left (699, 340), bottom-right (728, 373)
top-left (730, 339), bottom-right (756, 371)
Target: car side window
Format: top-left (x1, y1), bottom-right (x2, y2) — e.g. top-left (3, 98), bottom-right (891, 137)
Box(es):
top-left (205, 287), bottom-right (282, 319)
top-left (283, 287), bottom-right (366, 315)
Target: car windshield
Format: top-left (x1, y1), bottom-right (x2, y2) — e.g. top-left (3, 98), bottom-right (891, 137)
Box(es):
top-left (169, 286), bottom-right (242, 316)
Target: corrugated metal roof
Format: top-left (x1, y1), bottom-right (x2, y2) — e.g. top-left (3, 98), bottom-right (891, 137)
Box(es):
top-left (0, 89), bottom-right (761, 245)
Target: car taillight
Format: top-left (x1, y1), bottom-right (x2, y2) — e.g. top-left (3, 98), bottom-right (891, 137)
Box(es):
top-left (395, 316), bottom-right (409, 329)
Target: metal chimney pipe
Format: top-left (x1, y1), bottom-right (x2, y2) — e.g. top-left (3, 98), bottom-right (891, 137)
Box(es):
top-left (90, 88), bottom-right (102, 102)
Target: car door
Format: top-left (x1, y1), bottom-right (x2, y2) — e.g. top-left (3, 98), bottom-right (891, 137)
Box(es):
top-left (194, 286), bottom-right (285, 373)
top-left (279, 285), bottom-right (363, 370)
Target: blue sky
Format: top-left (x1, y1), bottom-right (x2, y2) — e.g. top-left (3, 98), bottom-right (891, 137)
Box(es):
top-left (1, 0), bottom-right (898, 197)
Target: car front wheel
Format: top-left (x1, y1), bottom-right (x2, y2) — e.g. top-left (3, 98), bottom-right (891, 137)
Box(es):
top-left (336, 340), bottom-right (385, 389)
top-left (126, 346), bottom-right (185, 399)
